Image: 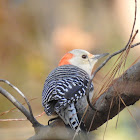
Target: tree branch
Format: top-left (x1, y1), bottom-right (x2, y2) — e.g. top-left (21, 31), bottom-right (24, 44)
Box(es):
top-left (83, 60), bottom-right (140, 131)
top-left (0, 87), bottom-right (43, 129)
top-left (0, 79), bottom-right (35, 123)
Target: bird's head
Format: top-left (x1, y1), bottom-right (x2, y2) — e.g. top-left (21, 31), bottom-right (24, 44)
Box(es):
top-left (58, 49), bottom-right (108, 75)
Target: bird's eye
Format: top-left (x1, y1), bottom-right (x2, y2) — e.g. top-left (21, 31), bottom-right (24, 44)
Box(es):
top-left (82, 55), bottom-right (87, 59)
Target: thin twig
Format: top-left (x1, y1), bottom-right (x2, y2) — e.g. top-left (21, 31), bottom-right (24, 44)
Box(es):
top-left (92, 31), bottom-right (138, 80)
top-left (0, 112), bottom-right (45, 122)
top-left (0, 97), bottom-right (37, 116)
top-left (124, 0), bottom-right (137, 50)
top-left (86, 41), bottom-right (140, 111)
top-left (86, 0), bottom-right (139, 111)
top-left (0, 86), bottom-right (42, 127)
top-left (131, 42), bottom-right (140, 48)
top-left (0, 87), bottom-right (32, 123)
top-left (0, 79), bottom-right (35, 124)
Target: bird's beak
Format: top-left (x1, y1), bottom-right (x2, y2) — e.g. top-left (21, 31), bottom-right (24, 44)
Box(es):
top-left (93, 53), bottom-right (109, 60)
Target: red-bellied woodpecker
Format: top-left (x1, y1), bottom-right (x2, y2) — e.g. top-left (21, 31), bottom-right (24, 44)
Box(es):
top-left (42, 49), bottom-right (108, 132)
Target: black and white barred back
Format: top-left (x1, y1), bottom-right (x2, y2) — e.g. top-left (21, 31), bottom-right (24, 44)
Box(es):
top-left (42, 65), bottom-right (93, 115)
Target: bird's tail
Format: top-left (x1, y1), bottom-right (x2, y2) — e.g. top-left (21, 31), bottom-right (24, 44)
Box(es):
top-left (69, 114), bottom-right (80, 131)
top-left (66, 102), bottom-right (81, 131)
top-left (58, 102), bottom-right (81, 131)
top-left (58, 103), bottom-right (89, 140)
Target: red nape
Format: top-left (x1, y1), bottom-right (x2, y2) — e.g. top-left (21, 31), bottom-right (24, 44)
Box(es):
top-left (58, 53), bottom-right (74, 66)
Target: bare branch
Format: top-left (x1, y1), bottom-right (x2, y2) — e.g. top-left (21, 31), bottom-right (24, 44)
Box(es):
top-left (84, 60), bottom-right (140, 131)
top-left (131, 42), bottom-right (140, 48)
top-left (0, 79), bottom-right (35, 122)
top-left (0, 86), bottom-right (42, 128)
top-left (0, 87), bottom-right (31, 122)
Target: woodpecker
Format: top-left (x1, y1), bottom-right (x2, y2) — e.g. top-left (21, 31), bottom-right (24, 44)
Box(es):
top-left (42, 49), bottom-right (108, 132)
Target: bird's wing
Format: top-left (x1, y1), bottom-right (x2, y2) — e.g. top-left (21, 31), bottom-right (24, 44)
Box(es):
top-left (42, 65), bottom-right (93, 115)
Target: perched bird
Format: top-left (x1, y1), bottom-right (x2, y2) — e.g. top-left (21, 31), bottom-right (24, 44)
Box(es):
top-left (42, 49), bottom-right (108, 132)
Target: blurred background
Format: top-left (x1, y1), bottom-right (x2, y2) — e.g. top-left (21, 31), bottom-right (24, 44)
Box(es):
top-left (0, 0), bottom-right (140, 139)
